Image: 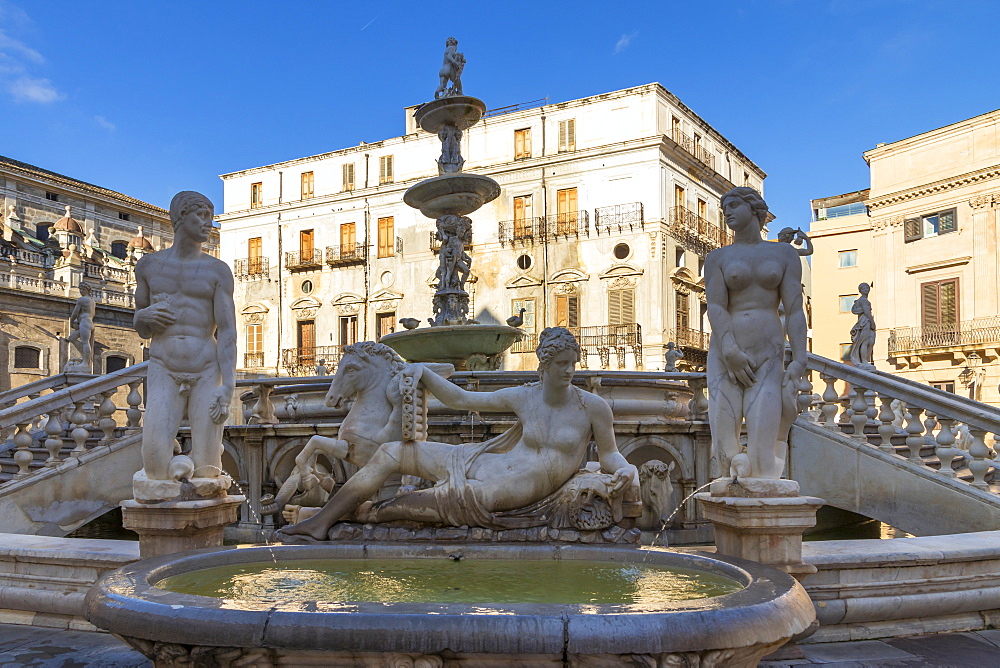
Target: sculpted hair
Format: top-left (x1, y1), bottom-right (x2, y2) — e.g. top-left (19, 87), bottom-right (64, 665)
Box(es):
top-left (535, 327), bottom-right (581, 366)
top-left (342, 341), bottom-right (406, 375)
top-left (169, 191), bottom-right (213, 228)
top-left (721, 187), bottom-right (769, 228)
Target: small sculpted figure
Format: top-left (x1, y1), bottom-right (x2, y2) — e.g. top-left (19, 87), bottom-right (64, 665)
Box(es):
top-left (435, 37), bottom-right (465, 99)
top-left (663, 341), bottom-right (684, 372)
top-left (65, 283), bottom-right (96, 372)
top-left (132, 191), bottom-right (236, 490)
top-left (776, 227), bottom-right (814, 256)
top-left (705, 188), bottom-right (807, 480)
top-left (279, 327), bottom-right (639, 540)
top-left (638, 459), bottom-right (677, 529)
top-left (848, 283), bottom-right (875, 367)
top-left (437, 125), bottom-right (464, 174)
top-left (315, 359), bottom-right (329, 376)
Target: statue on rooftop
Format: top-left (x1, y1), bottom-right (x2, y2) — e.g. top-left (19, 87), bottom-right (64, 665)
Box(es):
top-left (705, 188), bottom-right (807, 481)
top-left (65, 283), bottom-right (96, 373)
top-left (434, 37), bottom-right (465, 99)
top-left (131, 191), bottom-right (236, 500)
top-left (848, 282), bottom-right (875, 367)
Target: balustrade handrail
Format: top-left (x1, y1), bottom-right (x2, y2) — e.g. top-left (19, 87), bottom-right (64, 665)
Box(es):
top-left (806, 352), bottom-right (1000, 434)
top-left (0, 361), bottom-right (148, 430)
top-left (0, 371), bottom-right (95, 406)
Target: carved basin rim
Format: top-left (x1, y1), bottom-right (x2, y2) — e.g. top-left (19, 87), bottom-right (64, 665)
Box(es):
top-left (414, 95), bottom-right (487, 133)
top-left (380, 323), bottom-right (523, 365)
top-left (403, 173), bottom-right (501, 218)
top-left (85, 542), bottom-right (815, 656)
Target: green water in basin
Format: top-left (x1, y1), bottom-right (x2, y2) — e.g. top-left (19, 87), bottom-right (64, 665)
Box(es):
top-left (158, 558), bottom-right (743, 605)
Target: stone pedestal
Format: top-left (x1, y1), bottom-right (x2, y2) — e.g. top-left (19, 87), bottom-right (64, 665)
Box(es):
top-left (121, 496), bottom-right (244, 559)
top-left (697, 478), bottom-right (823, 579)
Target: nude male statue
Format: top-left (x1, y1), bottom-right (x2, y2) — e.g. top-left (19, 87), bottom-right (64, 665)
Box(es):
top-left (66, 283), bottom-right (96, 372)
top-left (132, 191), bottom-right (236, 488)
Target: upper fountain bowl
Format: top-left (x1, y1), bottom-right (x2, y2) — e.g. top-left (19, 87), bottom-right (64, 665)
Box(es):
top-left (404, 173), bottom-right (500, 218)
top-left (415, 96), bottom-right (486, 133)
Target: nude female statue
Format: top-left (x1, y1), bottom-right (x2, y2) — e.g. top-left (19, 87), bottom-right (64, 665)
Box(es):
top-left (705, 188), bottom-right (807, 480)
top-left (279, 327), bottom-right (639, 540)
top-left (848, 282), bottom-right (875, 366)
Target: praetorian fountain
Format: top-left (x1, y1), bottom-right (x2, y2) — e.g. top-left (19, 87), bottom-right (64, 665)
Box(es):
top-left (84, 40), bottom-right (816, 667)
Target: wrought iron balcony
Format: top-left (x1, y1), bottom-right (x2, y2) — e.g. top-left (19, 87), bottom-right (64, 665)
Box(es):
top-left (499, 217), bottom-right (542, 245)
top-left (671, 129), bottom-right (716, 171)
top-left (285, 250), bottom-right (322, 271)
top-left (234, 257), bottom-right (269, 279)
top-left (244, 351), bottom-right (265, 369)
top-left (325, 243), bottom-right (366, 266)
top-left (281, 345), bottom-right (347, 376)
top-left (510, 332), bottom-right (537, 353)
top-left (510, 323), bottom-right (643, 370)
top-left (498, 211), bottom-right (590, 246)
top-left (668, 206), bottom-right (732, 255)
top-left (888, 317), bottom-right (1000, 355)
top-left (595, 202), bottom-right (643, 235)
top-left (672, 326), bottom-right (711, 351)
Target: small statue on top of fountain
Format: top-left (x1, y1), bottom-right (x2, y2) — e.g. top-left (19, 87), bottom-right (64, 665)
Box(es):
top-left (435, 37), bottom-right (465, 99)
top-left (664, 341), bottom-right (684, 372)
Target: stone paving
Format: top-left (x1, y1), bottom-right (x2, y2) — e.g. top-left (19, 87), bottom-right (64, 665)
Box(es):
top-left (3, 623), bottom-right (1000, 666)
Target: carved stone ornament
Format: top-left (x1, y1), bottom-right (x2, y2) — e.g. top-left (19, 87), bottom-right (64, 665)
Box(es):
top-left (871, 215), bottom-right (904, 230)
top-left (372, 299), bottom-right (399, 312)
top-left (293, 307), bottom-right (318, 320)
top-left (970, 193), bottom-right (1000, 209)
top-left (337, 302), bottom-right (360, 315)
top-left (648, 232), bottom-right (658, 259)
top-left (555, 282), bottom-right (578, 295)
top-left (243, 312), bottom-right (265, 325)
top-left (608, 276), bottom-right (636, 290)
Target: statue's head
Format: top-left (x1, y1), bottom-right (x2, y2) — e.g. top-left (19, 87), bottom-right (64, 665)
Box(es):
top-left (446, 37), bottom-right (458, 46)
top-left (536, 327), bottom-right (581, 367)
top-left (859, 282), bottom-right (870, 295)
top-left (78, 283), bottom-right (92, 295)
top-left (721, 187), bottom-right (769, 231)
top-left (567, 477), bottom-right (616, 530)
top-left (169, 191), bottom-right (213, 229)
top-left (666, 341), bottom-right (675, 350)
top-left (777, 227), bottom-right (796, 243)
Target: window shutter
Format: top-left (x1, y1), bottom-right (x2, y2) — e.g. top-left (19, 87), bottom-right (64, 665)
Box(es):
top-left (567, 119), bottom-right (576, 150)
top-left (904, 218), bottom-right (922, 242)
top-left (940, 280), bottom-right (957, 328)
top-left (921, 283), bottom-right (940, 330)
top-left (558, 121), bottom-right (567, 152)
top-left (608, 290), bottom-right (621, 325)
top-left (622, 288), bottom-right (635, 324)
top-left (523, 129), bottom-right (532, 157)
top-left (343, 163), bottom-right (355, 190)
top-left (568, 295), bottom-right (579, 329)
top-left (248, 237), bottom-right (261, 259)
top-left (556, 295), bottom-right (568, 327)
top-left (939, 209), bottom-right (957, 234)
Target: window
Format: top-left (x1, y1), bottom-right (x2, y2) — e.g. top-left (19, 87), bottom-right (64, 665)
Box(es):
top-left (377, 216), bottom-right (394, 258)
top-left (557, 119), bottom-right (576, 152)
top-left (743, 171), bottom-right (750, 186)
top-left (839, 295), bottom-right (858, 313)
top-left (105, 355), bottom-right (129, 373)
top-left (556, 294), bottom-right (579, 329)
top-left (905, 208), bottom-right (957, 242)
top-left (376, 312), bottom-right (396, 340)
top-left (697, 198), bottom-right (707, 221)
top-left (556, 188), bottom-right (578, 234)
top-left (697, 257), bottom-right (705, 277)
top-left (512, 298), bottom-right (536, 331)
top-left (301, 171), bottom-right (314, 199)
top-left (675, 248), bottom-right (686, 268)
top-left (250, 182), bottom-right (263, 209)
top-left (379, 155), bottom-right (394, 185)
top-left (839, 343), bottom-right (852, 361)
top-left (613, 243), bottom-right (630, 260)
top-left (921, 278), bottom-right (959, 340)
top-left (513, 195), bottom-right (533, 239)
top-left (342, 163), bottom-right (355, 191)
top-left (45, 192), bottom-right (58, 202)
top-left (118, 212), bottom-right (130, 221)
top-left (838, 250), bottom-right (857, 268)
top-left (516, 254), bottom-right (532, 270)
top-left (674, 184), bottom-right (685, 209)
top-left (340, 222), bottom-right (356, 254)
top-left (245, 323), bottom-right (264, 368)
top-left (340, 315), bottom-right (358, 346)
top-left (608, 287), bottom-right (635, 325)
top-left (671, 116), bottom-right (681, 142)
top-left (36, 224), bottom-right (50, 241)
top-left (675, 291), bottom-right (690, 332)
top-left (111, 241), bottom-right (128, 259)
top-left (301, 280), bottom-right (313, 294)
top-left (297, 320), bottom-right (316, 367)
top-left (13, 346), bottom-right (41, 369)
top-left (299, 229), bottom-right (315, 263)
top-left (931, 381), bottom-right (956, 393)
top-left (248, 237), bottom-right (262, 273)
top-left (514, 128), bottom-right (532, 160)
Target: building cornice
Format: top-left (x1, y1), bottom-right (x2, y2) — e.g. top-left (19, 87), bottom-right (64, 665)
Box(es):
top-left (865, 165), bottom-right (1000, 211)
top-left (905, 256), bottom-right (972, 275)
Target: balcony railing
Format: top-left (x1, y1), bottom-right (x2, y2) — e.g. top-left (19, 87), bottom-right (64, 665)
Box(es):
top-left (498, 211), bottom-right (590, 245)
top-left (244, 351), bottom-right (265, 369)
top-left (510, 323), bottom-right (643, 370)
top-left (671, 129), bottom-right (716, 171)
top-left (499, 217), bottom-right (542, 245)
top-left (83, 263), bottom-right (130, 282)
top-left (281, 345), bottom-right (347, 376)
top-left (672, 326), bottom-right (711, 351)
top-left (888, 317), bottom-right (1000, 355)
top-left (326, 243), bottom-right (366, 266)
top-left (234, 257), bottom-right (269, 279)
top-left (594, 202), bottom-right (643, 235)
top-left (285, 250), bottom-right (322, 271)
top-left (668, 206), bottom-right (732, 254)
top-left (0, 273), bottom-right (67, 296)
top-left (0, 247), bottom-right (48, 267)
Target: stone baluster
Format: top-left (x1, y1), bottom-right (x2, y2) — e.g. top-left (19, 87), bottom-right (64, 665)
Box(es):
top-left (126, 381), bottom-right (143, 430)
top-left (934, 416), bottom-right (960, 478)
top-left (98, 390), bottom-right (118, 444)
top-left (797, 373), bottom-right (814, 421)
top-left (968, 428), bottom-right (991, 490)
top-left (839, 389), bottom-right (853, 427)
top-left (865, 389), bottom-right (878, 426)
top-left (820, 373), bottom-right (839, 428)
top-left (877, 393), bottom-right (897, 454)
top-left (923, 411), bottom-right (939, 446)
top-left (27, 392), bottom-right (42, 431)
top-left (851, 385), bottom-right (869, 442)
top-left (13, 421), bottom-right (34, 478)
top-left (992, 433), bottom-right (1000, 459)
top-left (904, 404), bottom-right (926, 464)
top-left (69, 400), bottom-right (90, 457)
top-left (43, 411), bottom-right (64, 467)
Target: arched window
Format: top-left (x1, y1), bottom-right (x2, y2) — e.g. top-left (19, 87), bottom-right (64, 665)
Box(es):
top-left (111, 241), bottom-right (128, 259)
top-left (105, 355), bottom-right (129, 373)
top-left (13, 346), bottom-right (41, 369)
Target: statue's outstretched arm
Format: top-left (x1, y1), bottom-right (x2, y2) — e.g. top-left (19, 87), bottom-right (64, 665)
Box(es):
top-left (414, 363), bottom-right (513, 413)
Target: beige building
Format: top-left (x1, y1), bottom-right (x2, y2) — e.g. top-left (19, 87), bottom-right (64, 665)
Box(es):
top-left (810, 109), bottom-right (1000, 404)
top-left (218, 83), bottom-right (767, 376)
top-left (0, 155), bottom-right (218, 392)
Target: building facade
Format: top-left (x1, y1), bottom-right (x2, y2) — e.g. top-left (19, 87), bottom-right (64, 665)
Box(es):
top-left (810, 109), bottom-right (1000, 405)
top-left (0, 155), bottom-right (218, 392)
top-left (217, 83), bottom-right (766, 376)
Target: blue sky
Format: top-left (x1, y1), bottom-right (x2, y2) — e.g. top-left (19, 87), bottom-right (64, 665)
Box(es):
top-left (2, 1), bottom-right (997, 231)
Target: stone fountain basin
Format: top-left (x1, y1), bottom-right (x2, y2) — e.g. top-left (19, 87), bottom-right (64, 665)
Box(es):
top-left (85, 543), bottom-right (815, 666)
top-left (403, 172), bottom-right (500, 218)
top-left (380, 324), bottom-right (523, 369)
top-left (414, 95), bottom-right (487, 133)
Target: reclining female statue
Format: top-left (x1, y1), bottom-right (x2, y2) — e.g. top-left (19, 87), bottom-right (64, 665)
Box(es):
top-left (278, 327), bottom-right (639, 541)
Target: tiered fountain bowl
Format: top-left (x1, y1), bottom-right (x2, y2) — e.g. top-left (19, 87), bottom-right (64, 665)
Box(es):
top-left (85, 542), bottom-right (815, 666)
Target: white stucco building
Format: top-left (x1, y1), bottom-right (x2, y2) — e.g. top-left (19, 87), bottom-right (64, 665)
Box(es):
top-left (217, 83), bottom-right (766, 376)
